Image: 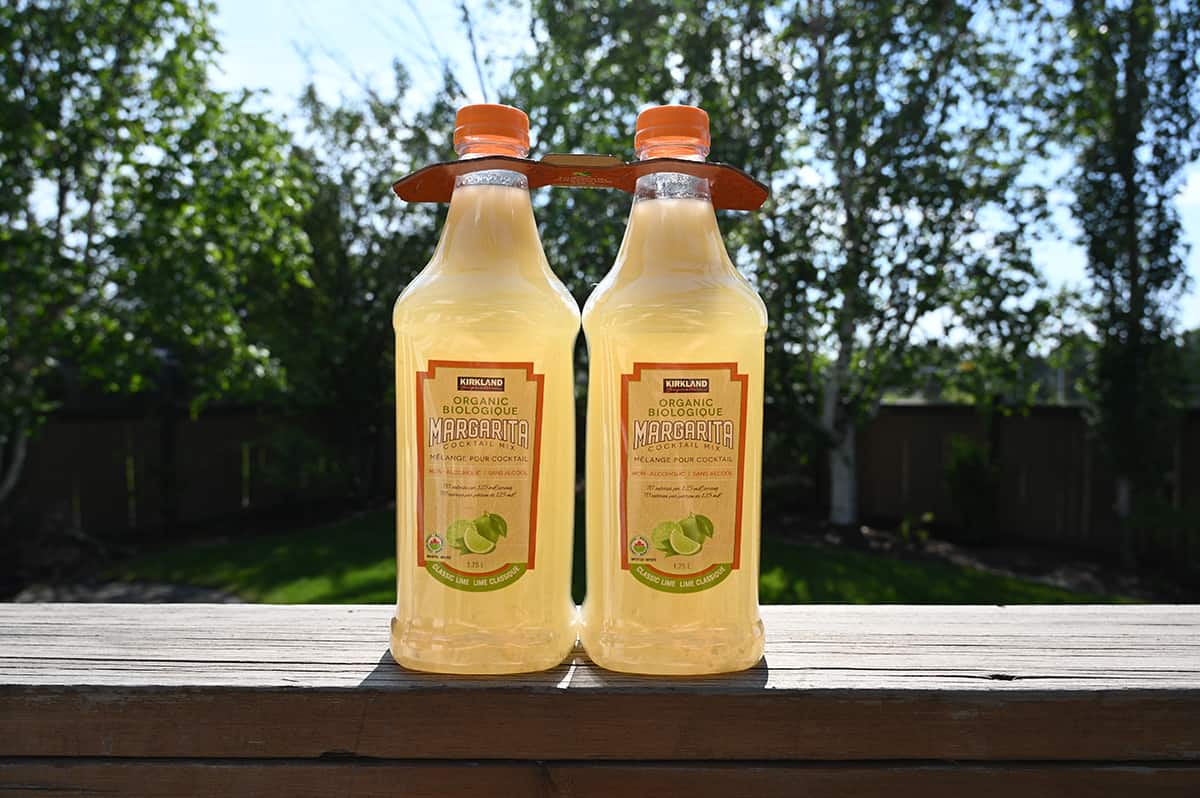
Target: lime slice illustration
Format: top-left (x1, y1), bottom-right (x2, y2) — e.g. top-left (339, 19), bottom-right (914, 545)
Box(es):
top-left (652, 520), bottom-right (682, 553)
top-left (670, 526), bottom-right (702, 556)
top-left (446, 519), bottom-right (475, 550)
top-left (464, 524), bottom-right (497, 555)
top-left (678, 514), bottom-right (702, 543)
top-left (474, 511), bottom-right (508, 543)
top-left (680, 513), bottom-right (714, 542)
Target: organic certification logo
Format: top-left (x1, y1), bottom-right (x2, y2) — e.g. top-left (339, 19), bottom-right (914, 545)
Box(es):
top-left (425, 534), bottom-right (444, 554)
top-left (630, 536), bottom-right (649, 556)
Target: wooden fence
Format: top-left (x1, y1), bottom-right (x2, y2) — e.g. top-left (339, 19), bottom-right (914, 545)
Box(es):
top-left (859, 404), bottom-right (1200, 567)
top-left (5, 404), bottom-right (1197, 569)
top-left (3, 408), bottom-right (392, 542)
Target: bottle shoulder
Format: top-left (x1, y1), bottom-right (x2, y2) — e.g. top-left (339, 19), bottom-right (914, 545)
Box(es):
top-left (394, 264), bottom-right (580, 334)
top-left (582, 268), bottom-right (767, 334)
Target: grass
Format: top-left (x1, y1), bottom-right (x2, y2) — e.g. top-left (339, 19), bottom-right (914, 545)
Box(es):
top-left (108, 509), bottom-right (1125, 604)
top-left (756, 540), bottom-right (1121, 603)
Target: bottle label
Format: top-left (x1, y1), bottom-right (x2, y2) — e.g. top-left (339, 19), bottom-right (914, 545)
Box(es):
top-left (620, 362), bottom-right (748, 593)
top-left (416, 360), bottom-right (543, 592)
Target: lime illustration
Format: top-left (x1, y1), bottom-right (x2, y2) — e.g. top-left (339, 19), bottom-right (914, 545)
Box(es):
top-left (652, 520), bottom-right (682, 554)
top-left (669, 526), bottom-right (702, 556)
top-left (680, 513), bottom-right (714, 543)
top-left (446, 519), bottom-right (475, 552)
top-left (474, 511), bottom-right (508, 543)
top-left (464, 524), bottom-right (497, 555)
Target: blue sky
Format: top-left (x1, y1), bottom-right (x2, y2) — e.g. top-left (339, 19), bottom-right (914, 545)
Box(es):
top-left (211, 0), bottom-right (1200, 329)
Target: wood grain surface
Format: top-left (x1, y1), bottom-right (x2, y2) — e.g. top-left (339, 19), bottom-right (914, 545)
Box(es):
top-left (1, 603), bottom-right (1197, 794)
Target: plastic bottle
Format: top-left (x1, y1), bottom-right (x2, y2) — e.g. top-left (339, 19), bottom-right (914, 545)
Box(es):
top-left (580, 105), bottom-right (767, 674)
top-left (391, 104), bottom-right (580, 674)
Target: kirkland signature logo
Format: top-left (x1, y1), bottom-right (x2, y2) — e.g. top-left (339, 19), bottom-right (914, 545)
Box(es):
top-left (457, 376), bottom-right (505, 392)
top-left (663, 378), bottom-right (709, 393)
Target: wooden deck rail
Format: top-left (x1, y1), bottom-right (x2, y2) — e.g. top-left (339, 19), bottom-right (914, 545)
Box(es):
top-left (1, 604), bottom-right (1198, 796)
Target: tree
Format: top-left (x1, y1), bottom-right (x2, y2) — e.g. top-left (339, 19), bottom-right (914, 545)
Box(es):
top-left (0, 0), bottom-right (311, 507)
top-left (509, 0), bottom-right (803, 492)
top-left (512, 0), bottom-right (1048, 526)
top-left (779, 1), bottom-right (1052, 525)
top-left (249, 65), bottom-right (455, 499)
top-left (511, 1), bottom-right (791, 298)
top-left (1056, 0), bottom-right (1199, 559)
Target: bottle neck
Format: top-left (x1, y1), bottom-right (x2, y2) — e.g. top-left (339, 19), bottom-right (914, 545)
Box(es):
top-left (454, 168), bottom-right (529, 191)
top-left (451, 139), bottom-right (530, 196)
top-left (457, 139), bottom-right (528, 159)
top-left (633, 139), bottom-right (711, 202)
top-left (633, 171), bottom-right (712, 203)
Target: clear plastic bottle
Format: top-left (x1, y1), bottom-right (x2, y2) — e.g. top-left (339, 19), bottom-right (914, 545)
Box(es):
top-left (580, 106), bottom-right (767, 675)
top-left (391, 104), bottom-right (580, 674)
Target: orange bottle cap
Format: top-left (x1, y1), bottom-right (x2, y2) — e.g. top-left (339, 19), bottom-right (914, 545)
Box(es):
top-left (454, 103), bottom-right (530, 154)
top-left (635, 105), bottom-right (711, 155)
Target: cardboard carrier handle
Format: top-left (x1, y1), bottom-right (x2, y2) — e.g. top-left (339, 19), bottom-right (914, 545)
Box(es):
top-left (392, 154), bottom-right (769, 211)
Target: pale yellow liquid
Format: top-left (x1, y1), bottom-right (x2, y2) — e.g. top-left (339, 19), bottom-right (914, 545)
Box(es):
top-left (581, 190), bottom-right (767, 675)
top-left (391, 178), bottom-right (580, 674)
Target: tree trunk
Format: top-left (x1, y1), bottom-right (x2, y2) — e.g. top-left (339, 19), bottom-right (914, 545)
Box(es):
top-left (822, 306), bottom-right (858, 527)
top-left (1114, 474), bottom-right (1136, 568)
top-left (0, 428), bottom-right (29, 506)
top-left (828, 424), bottom-right (857, 526)
top-left (160, 408), bottom-right (178, 535)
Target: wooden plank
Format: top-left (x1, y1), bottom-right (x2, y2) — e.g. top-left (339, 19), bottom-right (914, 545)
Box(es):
top-left (5, 687), bottom-right (1197, 761)
top-left (4, 605), bottom-right (1197, 686)
top-left (1, 604), bottom-right (1198, 762)
top-left (2, 760), bottom-right (1198, 798)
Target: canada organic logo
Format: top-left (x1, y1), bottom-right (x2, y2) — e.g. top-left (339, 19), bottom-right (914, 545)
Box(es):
top-left (630, 536), bottom-right (649, 556)
top-left (425, 534), bottom-right (444, 554)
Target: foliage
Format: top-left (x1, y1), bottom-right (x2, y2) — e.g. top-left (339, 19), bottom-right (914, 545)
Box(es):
top-left (781, 1), bottom-right (1054, 524)
top-left (510, 1), bottom-right (1055, 525)
top-left (507, 0), bottom-right (801, 475)
top-left (896, 511), bottom-right (934, 545)
top-left (0, 0), bottom-right (311, 504)
top-left (246, 65), bottom-right (457, 498)
top-left (3, 0), bottom-right (1197, 551)
top-left (511, 0), bottom-right (791, 293)
top-left (105, 94), bottom-right (313, 407)
top-left (943, 435), bottom-right (999, 541)
top-left (1127, 499), bottom-right (1200, 576)
top-left (1055, 0), bottom-right (1200, 522)
top-left (932, 288), bottom-right (1075, 414)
